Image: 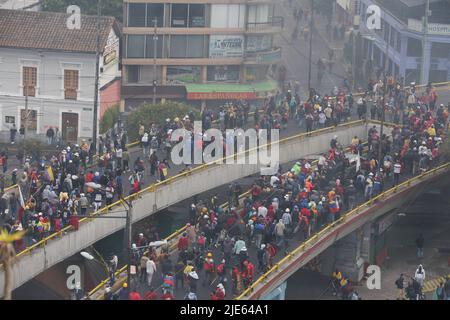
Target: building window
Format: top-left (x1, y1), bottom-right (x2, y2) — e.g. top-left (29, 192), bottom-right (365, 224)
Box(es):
top-left (170, 4), bottom-right (206, 28)
top-left (407, 37), bottom-right (422, 57)
top-left (147, 4), bottom-right (164, 27)
top-left (23, 66), bottom-right (37, 97)
top-left (389, 26), bottom-right (396, 48)
top-left (171, 4), bottom-right (188, 27)
top-left (126, 35), bottom-right (146, 58)
top-left (128, 3), bottom-right (146, 27)
top-left (247, 5), bottom-right (269, 24)
top-left (396, 34), bottom-right (402, 53)
top-left (431, 43), bottom-right (450, 59)
top-left (169, 35), bottom-right (206, 58)
top-left (207, 65), bottom-right (239, 82)
top-left (246, 35), bottom-right (272, 52)
top-left (21, 109), bottom-right (37, 131)
top-left (211, 4), bottom-right (246, 28)
top-left (189, 4), bottom-right (205, 27)
top-left (127, 65), bottom-right (139, 83)
top-left (145, 35), bottom-right (163, 58)
top-left (139, 65), bottom-right (162, 83)
top-left (64, 70), bottom-right (79, 100)
top-left (167, 66), bottom-right (201, 84)
top-left (5, 116), bottom-right (15, 124)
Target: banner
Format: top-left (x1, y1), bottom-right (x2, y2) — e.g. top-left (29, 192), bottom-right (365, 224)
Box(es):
top-left (209, 35), bottom-right (244, 58)
top-left (18, 184), bottom-right (25, 208)
top-left (356, 151), bottom-right (361, 172)
top-left (187, 91), bottom-right (257, 100)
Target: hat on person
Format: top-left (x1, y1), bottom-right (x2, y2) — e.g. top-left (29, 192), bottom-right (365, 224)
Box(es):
top-left (123, 282), bottom-right (128, 288)
top-left (188, 271), bottom-right (199, 280)
top-left (139, 233), bottom-right (144, 237)
top-left (207, 252), bottom-right (213, 258)
top-left (261, 244), bottom-right (266, 250)
top-left (285, 208), bottom-right (290, 213)
top-left (105, 287), bottom-right (111, 293)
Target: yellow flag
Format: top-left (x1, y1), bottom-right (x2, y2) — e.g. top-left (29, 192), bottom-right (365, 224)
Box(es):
top-left (47, 166), bottom-right (54, 182)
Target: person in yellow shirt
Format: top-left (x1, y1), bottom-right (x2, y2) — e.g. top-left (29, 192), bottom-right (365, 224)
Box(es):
top-left (427, 125), bottom-right (436, 137)
top-left (331, 270), bottom-right (342, 296)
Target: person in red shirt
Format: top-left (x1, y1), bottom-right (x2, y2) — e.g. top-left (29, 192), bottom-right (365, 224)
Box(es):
top-left (85, 171), bottom-right (94, 183)
top-left (301, 207), bottom-right (310, 218)
top-left (129, 290), bottom-right (142, 300)
top-left (245, 261), bottom-right (255, 285)
top-left (144, 288), bottom-right (158, 300)
top-left (214, 284), bottom-right (225, 300)
top-left (178, 232), bottom-right (189, 252)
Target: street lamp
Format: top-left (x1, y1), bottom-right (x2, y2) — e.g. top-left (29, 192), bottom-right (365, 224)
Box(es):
top-left (75, 197), bottom-right (134, 296)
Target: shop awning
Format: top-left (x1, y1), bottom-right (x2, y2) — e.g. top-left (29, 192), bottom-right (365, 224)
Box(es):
top-left (185, 80), bottom-right (278, 100)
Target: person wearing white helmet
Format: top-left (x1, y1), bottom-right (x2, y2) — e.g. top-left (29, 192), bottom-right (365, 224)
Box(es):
top-left (282, 208), bottom-right (292, 231)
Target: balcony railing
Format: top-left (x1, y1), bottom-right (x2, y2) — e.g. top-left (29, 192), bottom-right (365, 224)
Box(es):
top-left (244, 47), bottom-right (282, 64)
top-left (246, 16), bottom-right (284, 31)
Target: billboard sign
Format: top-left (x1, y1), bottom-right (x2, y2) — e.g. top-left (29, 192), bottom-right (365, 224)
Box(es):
top-left (209, 35), bottom-right (244, 58)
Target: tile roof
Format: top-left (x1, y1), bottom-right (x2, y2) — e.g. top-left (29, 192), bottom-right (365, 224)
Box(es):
top-left (0, 9), bottom-right (119, 53)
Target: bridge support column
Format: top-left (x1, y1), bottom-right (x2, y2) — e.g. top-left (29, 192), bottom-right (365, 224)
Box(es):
top-left (320, 227), bottom-right (366, 282)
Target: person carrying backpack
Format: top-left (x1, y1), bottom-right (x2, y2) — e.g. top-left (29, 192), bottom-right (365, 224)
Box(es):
top-left (395, 274), bottom-right (405, 300)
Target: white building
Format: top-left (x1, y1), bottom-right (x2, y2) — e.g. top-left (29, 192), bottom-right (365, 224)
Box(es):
top-left (357, 0), bottom-right (450, 84)
top-left (0, 0), bottom-right (41, 10)
top-left (0, 9), bottom-right (121, 143)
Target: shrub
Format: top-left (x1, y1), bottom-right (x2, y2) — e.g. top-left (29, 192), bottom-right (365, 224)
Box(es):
top-left (126, 102), bottom-right (201, 141)
top-left (100, 105), bottom-right (120, 134)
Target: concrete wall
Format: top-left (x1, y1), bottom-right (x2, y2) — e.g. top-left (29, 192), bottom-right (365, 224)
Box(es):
top-left (0, 121), bottom-right (373, 297)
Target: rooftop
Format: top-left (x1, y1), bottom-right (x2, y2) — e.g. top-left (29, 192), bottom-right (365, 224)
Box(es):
top-left (0, 8), bottom-right (120, 54)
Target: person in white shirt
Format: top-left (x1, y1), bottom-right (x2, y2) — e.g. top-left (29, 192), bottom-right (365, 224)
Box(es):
top-left (258, 205), bottom-right (268, 218)
top-left (271, 198), bottom-right (279, 211)
top-left (270, 175), bottom-right (280, 187)
top-left (414, 264), bottom-right (426, 287)
top-left (146, 257), bottom-right (157, 287)
top-left (393, 162), bottom-right (402, 186)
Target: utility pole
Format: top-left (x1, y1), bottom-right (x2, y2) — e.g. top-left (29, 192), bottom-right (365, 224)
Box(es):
top-left (351, 31), bottom-right (357, 90)
top-left (152, 19), bottom-right (158, 105)
top-left (307, 0), bottom-right (314, 91)
top-left (92, 0), bottom-right (102, 153)
top-left (378, 35), bottom-right (389, 169)
top-left (24, 85), bottom-right (28, 141)
top-left (420, 0), bottom-right (430, 85)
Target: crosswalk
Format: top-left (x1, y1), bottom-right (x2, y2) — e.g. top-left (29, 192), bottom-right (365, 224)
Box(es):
top-left (422, 275), bottom-right (449, 293)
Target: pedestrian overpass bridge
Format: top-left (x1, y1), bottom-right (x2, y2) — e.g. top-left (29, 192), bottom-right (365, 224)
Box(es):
top-left (0, 120), bottom-right (374, 296)
top-left (236, 163), bottom-right (450, 300)
top-left (0, 119), bottom-right (445, 297)
top-left (87, 162), bottom-right (450, 300)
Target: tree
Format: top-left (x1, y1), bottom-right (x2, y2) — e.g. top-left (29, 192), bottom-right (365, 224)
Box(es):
top-left (0, 229), bottom-right (25, 300)
top-left (42, 0), bottom-right (123, 21)
top-left (100, 105), bottom-right (120, 134)
top-left (126, 102), bottom-right (201, 141)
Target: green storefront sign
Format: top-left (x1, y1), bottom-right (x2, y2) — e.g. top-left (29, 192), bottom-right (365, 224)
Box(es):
top-left (256, 48), bottom-right (282, 63)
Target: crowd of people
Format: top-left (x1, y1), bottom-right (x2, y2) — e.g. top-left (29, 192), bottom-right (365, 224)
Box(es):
top-left (98, 76), bottom-right (449, 300)
top-left (0, 71), bottom-right (448, 301)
